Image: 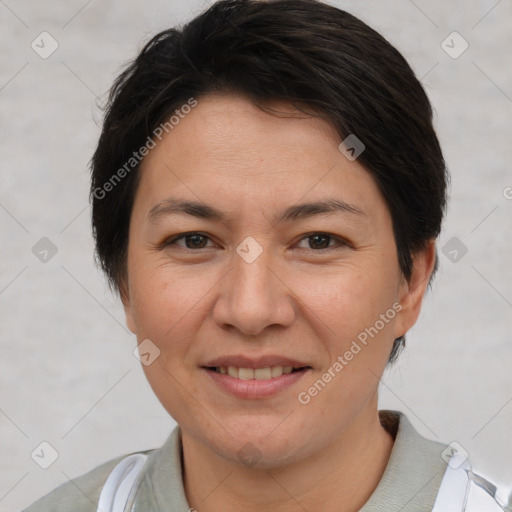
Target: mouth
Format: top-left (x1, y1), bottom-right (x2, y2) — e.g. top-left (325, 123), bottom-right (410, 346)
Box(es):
top-left (205, 366), bottom-right (311, 380)
top-left (205, 365), bottom-right (311, 380)
top-left (201, 358), bottom-right (312, 398)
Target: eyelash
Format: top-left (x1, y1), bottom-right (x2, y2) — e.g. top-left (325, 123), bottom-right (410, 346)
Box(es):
top-left (162, 231), bottom-right (349, 252)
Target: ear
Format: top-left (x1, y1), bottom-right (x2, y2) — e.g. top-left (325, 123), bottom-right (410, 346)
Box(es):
top-left (394, 240), bottom-right (437, 339)
top-left (120, 281), bottom-right (137, 335)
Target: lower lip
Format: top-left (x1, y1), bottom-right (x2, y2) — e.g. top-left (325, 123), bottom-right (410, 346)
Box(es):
top-left (203, 368), bottom-right (310, 399)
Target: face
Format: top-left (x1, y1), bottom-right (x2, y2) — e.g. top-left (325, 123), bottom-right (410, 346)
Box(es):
top-left (123, 93), bottom-right (432, 468)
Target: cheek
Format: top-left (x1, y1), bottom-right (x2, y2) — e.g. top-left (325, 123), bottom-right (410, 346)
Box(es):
top-left (297, 263), bottom-right (399, 338)
top-left (129, 266), bottom-right (202, 350)
top-left (131, 268), bottom-right (208, 414)
top-left (301, 272), bottom-right (399, 413)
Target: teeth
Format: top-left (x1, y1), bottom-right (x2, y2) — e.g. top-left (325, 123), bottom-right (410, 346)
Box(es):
top-left (254, 367), bottom-right (272, 380)
top-left (271, 366), bottom-right (283, 378)
top-left (238, 367), bottom-right (254, 380)
top-left (215, 365), bottom-right (301, 380)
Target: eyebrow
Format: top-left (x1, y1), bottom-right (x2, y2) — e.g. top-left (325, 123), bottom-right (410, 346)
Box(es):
top-left (147, 197), bottom-right (366, 225)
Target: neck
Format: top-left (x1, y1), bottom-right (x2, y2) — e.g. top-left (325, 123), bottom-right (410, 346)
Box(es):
top-left (181, 399), bottom-right (395, 512)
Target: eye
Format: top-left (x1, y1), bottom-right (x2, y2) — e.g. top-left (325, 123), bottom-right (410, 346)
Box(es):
top-left (295, 233), bottom-right (346, 250)
top-left (162, 231), bottom-right (348, 252)
top-left (164, 232), bottom-right (216, 249)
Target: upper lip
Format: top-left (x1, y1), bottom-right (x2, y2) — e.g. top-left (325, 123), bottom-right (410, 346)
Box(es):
top-left (202, 355), bottom-right (312, 369)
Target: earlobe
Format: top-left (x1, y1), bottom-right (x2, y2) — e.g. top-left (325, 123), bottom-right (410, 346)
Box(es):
top-left (395, 240), bottom-right (437, 338)
top-left (124, 305), bottom-right (137, 334)
top-left (120, 285), bottom-right (137, 335)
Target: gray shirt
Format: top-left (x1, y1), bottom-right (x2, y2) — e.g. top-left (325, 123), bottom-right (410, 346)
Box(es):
top-left (23, 410), bottom-right (448, 511)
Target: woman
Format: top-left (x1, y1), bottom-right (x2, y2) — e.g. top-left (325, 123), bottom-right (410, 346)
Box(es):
top-left (24, 0), bottom-right (508, 510)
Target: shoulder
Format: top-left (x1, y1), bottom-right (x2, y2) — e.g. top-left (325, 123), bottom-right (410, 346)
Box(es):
top-left (22, 450), bottom-right (154, 512)
top-left (379, 409), bottom-right (448, 471)
top-left (368, 410), bottom-right (449, 509)
top-left (381, 411), bottom-right (510, 511)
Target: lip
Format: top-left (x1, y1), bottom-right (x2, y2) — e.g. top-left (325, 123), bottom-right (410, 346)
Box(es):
top-left (202, 355), bottom-right (311, 369)
top-left (203, 367), bottom-right (311, 399)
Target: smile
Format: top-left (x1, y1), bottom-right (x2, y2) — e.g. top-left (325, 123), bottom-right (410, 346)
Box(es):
top-left (203, 366), bottom-right (312, 398)
top-left (212, 365), bottom-right (306, 380)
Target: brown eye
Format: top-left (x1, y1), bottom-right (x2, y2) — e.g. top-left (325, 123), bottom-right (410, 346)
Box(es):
top-left (183, 234), bottom-right (208, 248)
top-left (296, 233), bottom-right (345, 250)
top-left (308, 234), bottom-right (332, 249)
top-left (165, 232), bottom-right (214, 249)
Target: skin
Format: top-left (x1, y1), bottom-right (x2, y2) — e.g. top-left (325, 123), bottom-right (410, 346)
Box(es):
top-left (122, 93), bottom-right (436, 512)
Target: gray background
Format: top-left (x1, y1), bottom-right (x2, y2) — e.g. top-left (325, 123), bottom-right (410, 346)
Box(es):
top-left (1, 0), bottom-right (511, 510)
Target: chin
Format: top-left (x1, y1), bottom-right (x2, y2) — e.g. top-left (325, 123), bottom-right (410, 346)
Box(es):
top-left (197, 417), bottom-right (317, 469)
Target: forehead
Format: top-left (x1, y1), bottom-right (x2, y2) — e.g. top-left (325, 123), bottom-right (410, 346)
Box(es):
top-left (134, 93), bottom-right (388, 223)
top-left (159, 94), bottom-right (339, 172)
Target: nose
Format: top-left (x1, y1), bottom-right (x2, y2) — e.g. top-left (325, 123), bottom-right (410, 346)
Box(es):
top-left (211, 244), bottom-right (296, 337)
